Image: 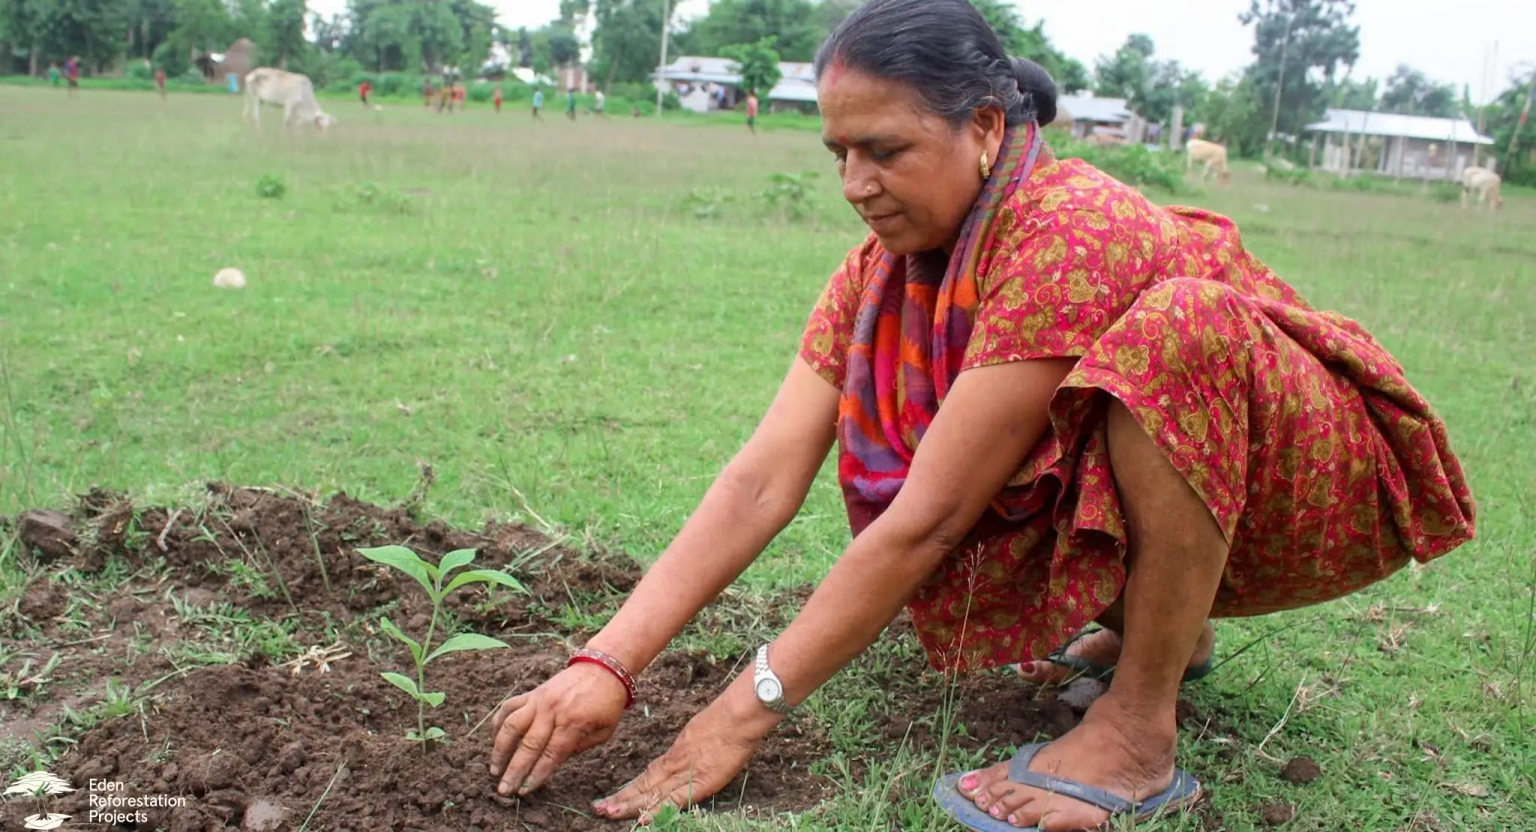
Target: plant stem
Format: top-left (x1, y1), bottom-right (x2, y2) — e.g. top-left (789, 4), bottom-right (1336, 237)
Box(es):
top-left (417, 585), bottom-right (441, 749)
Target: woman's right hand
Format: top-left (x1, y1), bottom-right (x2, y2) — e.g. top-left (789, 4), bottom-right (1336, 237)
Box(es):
top-left (488, 662), bottom-right (630, 797)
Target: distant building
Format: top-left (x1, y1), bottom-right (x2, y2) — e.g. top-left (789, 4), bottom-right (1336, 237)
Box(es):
top-left (652, 56), bottom-right (819, 114)
top-left (1055, 94), bottom-right (1147, 143)
top-left (1304, 109), bottom-right (1495, 180)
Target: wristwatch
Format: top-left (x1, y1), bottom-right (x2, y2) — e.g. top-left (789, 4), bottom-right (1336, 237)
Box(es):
top-left (753, 644), bottom-right (793, 714)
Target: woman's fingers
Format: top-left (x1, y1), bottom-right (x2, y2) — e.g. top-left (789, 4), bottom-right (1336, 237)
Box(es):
top-left (498, 710), bottom-right (556, 796)
top-left (520, 729), bottom-right (582, 795)
top-left (488, 695), bottom-right (531, 778)
top-left (597, 761), bottom-right (706, 820)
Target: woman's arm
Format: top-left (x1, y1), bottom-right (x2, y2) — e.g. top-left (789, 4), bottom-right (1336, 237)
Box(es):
top-left (756, 357), bottom-right (1076, 706)
top-left (594, 357), bottom-right (1078, 820)
top-left (582, 357), bottom-right (841, 680)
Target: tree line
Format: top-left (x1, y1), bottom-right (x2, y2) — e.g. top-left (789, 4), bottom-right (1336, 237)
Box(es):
top-left (2, 0), bottom-right (1531, 180)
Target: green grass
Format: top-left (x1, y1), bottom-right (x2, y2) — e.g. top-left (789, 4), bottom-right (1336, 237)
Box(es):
top-left (1, 86), bottom-right (1534, 830)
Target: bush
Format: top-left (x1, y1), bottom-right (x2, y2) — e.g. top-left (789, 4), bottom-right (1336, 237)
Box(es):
top-left (1054, 139), bottom-right (1186, 193)
top-left (468, 83), bottom-right (493, 102)
top-left (256, 173), bottom-right (286, 200)
top-left (126, 61), bottom-right (153, 81)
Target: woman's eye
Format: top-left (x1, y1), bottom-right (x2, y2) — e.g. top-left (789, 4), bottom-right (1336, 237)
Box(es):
top-left (871, 149), bottom-right (900, 162)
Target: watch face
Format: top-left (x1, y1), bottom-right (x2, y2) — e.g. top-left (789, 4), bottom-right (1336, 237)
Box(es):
top-left (755, 678), bottom-right (782, 701)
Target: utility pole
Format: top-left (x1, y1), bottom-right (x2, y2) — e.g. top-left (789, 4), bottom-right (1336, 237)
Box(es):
top-left (1266, 5), bottom-right (1294, 158)
top-left (656, 0), bottom-right (672, 116)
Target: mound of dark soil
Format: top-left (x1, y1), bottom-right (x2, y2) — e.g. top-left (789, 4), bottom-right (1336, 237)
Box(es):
top-left (1, 484), bottom-right (1192, 830)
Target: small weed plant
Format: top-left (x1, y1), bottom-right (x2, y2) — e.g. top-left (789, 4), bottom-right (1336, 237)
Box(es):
top-left (757, 171), bottom-right (820, 221)
top-left (360, 545), bottom-right (526, 748)
top-left (256, 173), bottom-right (286, 199)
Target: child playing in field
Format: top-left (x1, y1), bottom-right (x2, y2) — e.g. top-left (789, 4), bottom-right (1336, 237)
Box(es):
top-left (745, 90), bottom-right (759, 135)
top-left (155, 66), bottom-right (166, 99)
top-left (358, 79), bottom-right (371, 106)
top-left (532, 88), bottom-right (544, 121)
top-left (494, 85), bottom-right (503, 113)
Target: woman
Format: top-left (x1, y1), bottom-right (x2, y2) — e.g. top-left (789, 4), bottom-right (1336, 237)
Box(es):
top-left (488, 1), bottom-right (1476, 829)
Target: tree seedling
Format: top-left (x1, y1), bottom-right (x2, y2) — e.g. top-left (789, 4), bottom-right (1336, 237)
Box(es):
top-left (359, 545), bottom-right (526, 748)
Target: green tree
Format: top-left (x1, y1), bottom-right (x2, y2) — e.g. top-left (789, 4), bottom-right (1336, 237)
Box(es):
top-left (721, 34), bottom-right (781, 97)
top-left (1094, 34), bottom-right (1153, 102)
top-left (267, 0), bottom-right (308, 69)
top-left (1240, 0), bottom-right (1360, 148)
top-left (1327, 74), bottom-right (1378, 110)
top-left (688, 0), bottom-right (817, 62)
top-left (1483, 67), bottom-right (1536, 185)
top-left (589, 0), bottom-right (673, 86)
top-left (1379, 64), bottom-right (1458, 118)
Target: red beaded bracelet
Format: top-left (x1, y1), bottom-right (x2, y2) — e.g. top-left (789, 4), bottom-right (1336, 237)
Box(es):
top-left (568, 648), bottom-right (636, 709)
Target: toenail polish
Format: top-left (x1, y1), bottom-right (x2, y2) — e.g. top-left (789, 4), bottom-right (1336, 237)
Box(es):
top-left (990, 806), bottom-right (1002, 817)
top-left (961, 775), bottom-right (977, 791)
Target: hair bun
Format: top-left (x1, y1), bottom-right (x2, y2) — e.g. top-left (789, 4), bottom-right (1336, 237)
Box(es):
top-left (1009, 57), bottom-right (1057, 127)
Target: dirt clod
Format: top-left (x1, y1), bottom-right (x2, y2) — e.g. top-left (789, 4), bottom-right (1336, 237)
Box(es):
top-left (1260, 801), bottom-right (1296, 825)
top-left (1280, 755), bottom-right (1322, 785)
top-left (17, 508), bottom-right (76, 559)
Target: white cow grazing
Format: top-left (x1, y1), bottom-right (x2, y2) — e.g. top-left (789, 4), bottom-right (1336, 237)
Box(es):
top-left (1460, 166), bottom-right (1503, 210)
top-left (1186, 138), bottom-right (1232, 184)
top-left (243, 68), bottom-right (335, 130)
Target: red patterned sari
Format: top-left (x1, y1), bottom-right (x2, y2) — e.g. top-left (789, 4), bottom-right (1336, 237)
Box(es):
top-left (798, 127), bottom-right (1476, 674)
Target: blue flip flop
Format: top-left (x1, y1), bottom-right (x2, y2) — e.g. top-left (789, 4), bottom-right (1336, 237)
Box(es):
top-left (1017, 628), bottom-right (1215, 685)
top-left (932, 742), bottom-right (1202, 831)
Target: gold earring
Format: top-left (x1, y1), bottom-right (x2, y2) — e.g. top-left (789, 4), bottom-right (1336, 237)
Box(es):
top-left (979, 151), bottom-right (991, 180)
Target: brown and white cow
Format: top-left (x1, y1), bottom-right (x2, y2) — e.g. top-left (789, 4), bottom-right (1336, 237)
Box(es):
top-left (1460, 166), bottom-right (1503, 210)
top-left (242, 68), bottom-right (335, 130)
top-left (1186, 138), bottom-right (1232, 184)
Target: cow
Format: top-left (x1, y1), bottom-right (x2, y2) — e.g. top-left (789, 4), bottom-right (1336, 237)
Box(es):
top-left (1460, 166), bottom-right (1503, 210)
top-left (1186, 138), bottom-right (1232, 184)
top-left (242, 67), bottom-right (335, 130)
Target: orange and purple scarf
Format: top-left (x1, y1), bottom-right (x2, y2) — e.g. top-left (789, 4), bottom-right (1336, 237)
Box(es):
top-left (837, 124), bottom-right (1044, 534)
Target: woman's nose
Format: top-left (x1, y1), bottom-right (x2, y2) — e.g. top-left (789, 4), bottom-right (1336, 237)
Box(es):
top-left (842, 159), bottom-right (879, 203)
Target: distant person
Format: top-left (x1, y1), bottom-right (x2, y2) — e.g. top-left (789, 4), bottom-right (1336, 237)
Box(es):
top-left (566, 87), bottom-right (577, 121)
top-left (494, 84), bottom-right (503, 113)
top-left (745, 90), bottom-right (759, 135)
top-left (65, 56), bottom-right (80, 97)
top-left (593, 88), bottom-right (606, 117)
top-left (358, 79), bottom-right (371, 106)
top-left (422, 79), bottom-right (435, 108)
top-left (155, 66), bottom-right (166, 99)
top-left (532, 87), bottom-right (544, 121)
top-left (486, 2), bottom-right (1476, 830)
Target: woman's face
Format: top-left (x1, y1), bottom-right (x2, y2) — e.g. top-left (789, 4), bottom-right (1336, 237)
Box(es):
top-left (818, 67), bottom-right (1005, 255)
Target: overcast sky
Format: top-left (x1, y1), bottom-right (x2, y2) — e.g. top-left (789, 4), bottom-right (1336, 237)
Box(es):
top-left (311, 0), bottom-right (1534, 105)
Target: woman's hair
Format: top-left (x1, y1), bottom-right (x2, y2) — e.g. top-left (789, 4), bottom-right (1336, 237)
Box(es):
top-left (813, 0), bottom-right (1057, 129)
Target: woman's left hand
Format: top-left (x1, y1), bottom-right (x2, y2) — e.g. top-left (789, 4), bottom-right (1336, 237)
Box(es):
top-left (592, 688), bottom-right (777, 822)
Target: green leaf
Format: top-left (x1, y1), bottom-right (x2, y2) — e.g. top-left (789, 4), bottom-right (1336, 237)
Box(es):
top-left (421, 690), bottom-right (446, 708)
top-left (381, 671), bottom-right (420, 698)
top-left (438, 548), bottom-right (477, 576)
top-left (426, 632), bottom-right (510, 663)
top-left (445, 568), bottom-right (527, 595)
top-left (423, 726), bottom-right (447, 740)
top-left (379, 616), bottom-right (423, 664)
top-left (358, 545), bottom-right (434, 597)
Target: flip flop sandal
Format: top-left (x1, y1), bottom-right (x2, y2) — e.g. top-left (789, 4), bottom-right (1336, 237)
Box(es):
top-left (1015, 628), bottom-right (1215, 685)
top-left (932, 741), bottom-right (1203, 831)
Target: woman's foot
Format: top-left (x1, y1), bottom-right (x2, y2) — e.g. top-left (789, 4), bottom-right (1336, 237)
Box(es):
top-left (1016, 622), bottom-right (1216, 685)
top-left (955, 694), bottom-right (1179, 829)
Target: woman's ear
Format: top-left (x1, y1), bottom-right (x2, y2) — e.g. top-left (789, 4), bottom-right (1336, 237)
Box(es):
top-left (971, 104), bottom-right (1008, 148)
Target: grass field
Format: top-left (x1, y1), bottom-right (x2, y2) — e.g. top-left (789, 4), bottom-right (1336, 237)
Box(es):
top-left (1, 85), bottom-right (1534, 830)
